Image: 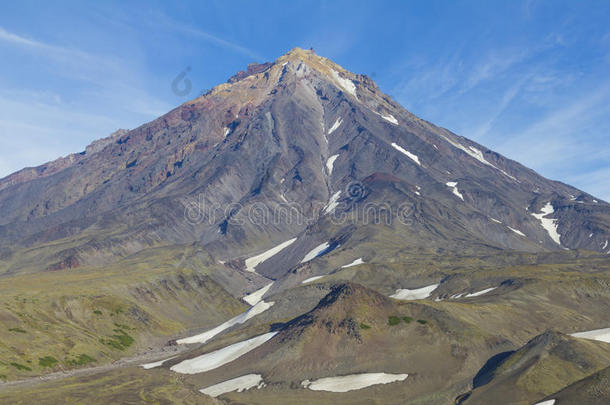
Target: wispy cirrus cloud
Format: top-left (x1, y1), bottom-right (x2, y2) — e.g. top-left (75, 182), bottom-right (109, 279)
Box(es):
top-left (178, 25), bottom-right (264, 61)
top-left (460, 48), bottom-right (530, 94)
top-left (564, 166), bottom-right (610, 203)
top-left (0, 26), bottom-right (173, 178)
top-left (499, 81), bottom-right (610, 161)
top-left (146, 12), bottom-right (265, 61)
top-left (495, 81), bottom-right (610, 200)
top-left (389, 25), bottom-right (610, 201)
top-left (470, 74), bottom-right (531, 139)
top-left (0, 25), bottom-right (109, 67)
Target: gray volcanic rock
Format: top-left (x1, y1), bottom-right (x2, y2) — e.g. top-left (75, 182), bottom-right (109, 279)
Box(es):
top-left (0, 48), bottom-right (608, 277)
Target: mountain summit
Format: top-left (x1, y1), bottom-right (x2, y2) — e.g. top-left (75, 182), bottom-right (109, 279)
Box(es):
top-left (0, 47), bottom-right (607, 277)
top-left (1, 48), bottom-right (609, 405)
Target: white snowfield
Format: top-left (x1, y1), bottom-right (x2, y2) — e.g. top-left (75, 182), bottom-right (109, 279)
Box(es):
top-left (171, 332), bottom-right (277, 374)
top-left (569, 327), bottom-right (610, 343)
top-left (382, 114), bottom-right (399, 125)
top-left (302, 373), bottom-right (408, 392)
top-left (462, 287), bottom-right (497, 298)
top-left (531, 202), bottom-right (561, 245)
top-left (330, 69), bottom-right (357, 98)
top-left (324, 191), bottom-right (342, 214)
top-left (342, 258), bottom-right (365, 268)
top-left (176, 300), bottom-right (274, 345)
top-left (440, 135), bottom-right (516, 181)
top-left (326, 154), bottom-right (339, 175)
top-left (490, 218), bottom-right (502, 224)
top-left (301, 242), bottom-right (331, 263)
top-left (243, 282), bottom-right (274, 306)
top-left (199, 374), bottom-right (265, 397)
top-left (328, 118), bottom-right (343, 135)
top-left (390, 284), bottom-right (438, 300)
top-left (223, 127), bottom-right (231, 137)
top-left (507, 226), bottom-right (526, 237)
top-left (244, 238), bottom-right (297, 272)
top-left (533, 400), bottom-right (555, 405)
top-left (446, 182), bottom-right (464, 201)
top-left (141, 355), bottom-right (177, 369)
top-left (391, 142), bottom-right (421, 165)
top-left (302, 275), bottom-right (325, 284)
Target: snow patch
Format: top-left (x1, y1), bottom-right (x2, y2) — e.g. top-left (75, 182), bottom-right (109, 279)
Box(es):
top-left (171, 332), bottom-right (277, 374)
top-left (390, 284), bottom-right (438, 300)
top-left (323, 191), bottom-right (341, 215)
top-left (243, 282), bottom-right (274, 306)
top-left (440, 135), bottom-right (516, 181)
top-left (603, 240), bottom-right (608, 250)
top-left (302, 373), bottom-right (408, 392)
top-left (200, 374), bottom-right (265, 397)
top-left (302, 275), bottom-right (325, 284)
top-left (490, 218), bottom-right (502, 224)
top-left (446, 182), bottom-right (464, 201)
top-left (330, 69), bottom-right (357, 98)
top-left (328, 118), bottom-right (343, 135)
top-left (531, 202), bottom-right (561, 245)
top-left (462, 287), bottom-right (497, 298)
top-left (533, 400), bottom-right (555, 405)
top-left (570, 327), bottom-right (610, 343)
top-left (141, 356), bottom-right (177, 369)
top-left (223, 127), bottom-right (231, 137)
top-left (341, 258), bottom-right (364, 268)
top-left (301, 242), bottom-right (331, 263)
top-left (391, 143), bottom-right (420, 165)
top-left (244, 238), bottom-right (297, 272)
top-left (382, 114), bottom-right (398, 125)
top-left (326, 154), bottom-right (339, 175)
top-left (507, 226), bottom-right (526, 237)
top-left (177, 300), bottom-right (275, 345)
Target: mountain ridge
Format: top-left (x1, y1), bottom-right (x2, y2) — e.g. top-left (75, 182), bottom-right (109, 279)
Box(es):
top-left (0, 47), bottom-right (608, 280)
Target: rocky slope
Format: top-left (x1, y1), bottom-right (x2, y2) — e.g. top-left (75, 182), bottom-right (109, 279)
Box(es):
top-left (0, 48), bottom-right (608, 277)
top-left (459, 330), bottom-right (610, 405)
top-left (0, 48), bottom-right (609, 403)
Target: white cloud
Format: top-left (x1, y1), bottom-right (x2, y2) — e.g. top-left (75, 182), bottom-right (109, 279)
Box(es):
top-left (493, 82), bottom-right (610, 199)
top-left (0, 27), bottom-right (174, 178)
top-left (460, 48), bottom-right (529, 94)
top-left (470, 74), bottom-right (531, 139)
top-left (565, 166), bottom-right (610, 202)
top-left (146, 13), bottom-right (265, 61)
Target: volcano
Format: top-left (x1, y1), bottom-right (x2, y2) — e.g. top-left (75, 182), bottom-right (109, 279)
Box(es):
top-left (0, 48), bottom-right (608, 405)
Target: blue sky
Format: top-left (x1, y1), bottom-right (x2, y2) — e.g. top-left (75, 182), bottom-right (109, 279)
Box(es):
top-left (1, 0), bottom-right (609, 200)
